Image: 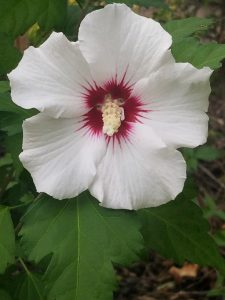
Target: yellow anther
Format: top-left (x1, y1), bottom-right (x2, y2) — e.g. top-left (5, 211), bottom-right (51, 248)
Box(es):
top-left (101, 95), bottom-right (125, 136)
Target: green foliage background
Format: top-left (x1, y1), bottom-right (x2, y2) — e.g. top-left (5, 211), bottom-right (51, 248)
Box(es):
top-left (0, 0), bottom-right (225, 299)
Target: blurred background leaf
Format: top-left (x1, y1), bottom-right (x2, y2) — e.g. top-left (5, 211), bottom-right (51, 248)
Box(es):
top-left (0, 206), bottom-right (15, 273)
top-left (0, 0), bottom-right (67, 75)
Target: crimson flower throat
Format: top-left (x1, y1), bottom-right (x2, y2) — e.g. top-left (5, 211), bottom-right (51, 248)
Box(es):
top-left (82, 77), bottom-right (147, 141)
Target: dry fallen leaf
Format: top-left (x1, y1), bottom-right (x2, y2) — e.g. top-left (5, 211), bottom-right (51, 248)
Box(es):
top-left (169, 263), bottom-right (199, 281)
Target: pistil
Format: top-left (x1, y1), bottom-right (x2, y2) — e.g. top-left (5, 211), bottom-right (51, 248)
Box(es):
top-left (101, 94), bottom-right (125, 136)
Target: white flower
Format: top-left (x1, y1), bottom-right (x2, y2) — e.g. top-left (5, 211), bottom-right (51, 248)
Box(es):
top-left (8, 4), bottom-right (212, 210)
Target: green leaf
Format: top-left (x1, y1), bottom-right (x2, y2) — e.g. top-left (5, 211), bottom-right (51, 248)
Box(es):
top-left (38, 0), bottom-right (67, 31)
top-left (0, 91), bottom-right (36, 135)
top-left (0, 0), bottom-right (68, 74)
top-left (139, 199), bottom-right (225, 274)
top-left (0, 102), bottom-right (34, 135)
top-left (0, 112), bottom-right (24, 135)
top-left (214, 230), bottom-right (225, 248)
top-left (0, 165), bottom-right (13, 198)
top-left (62, 4), bottom-right (81, 41)
top-left (195, 146), bottom-right (224, 161)
top-left (0, 81), bottom-right (10, 93)
top-left (0, 91), bottom-right (32, 116)
top-left (0, 0), bottom-right (43, 37)
top-left (20, 193), bottom-right (143, 300)
top-left (176, 177), bottom-right (197, 201)
top-left (164, 18), bottom-right (225, 69)
top-left (5, 133), bottom-right (23, 176)
top-left (182, 149), bottom-right (198, 172)
top-left (188, 157), bottom-right (198, 172)
top-left (164, 17), bottom-right (213, 42)
top-left (203, 196), bottom-right (225, 221)
top-left (0, 206), bottom-right (15, 273)
top-left (182, 146), bottom-right (224, 173)
top-left (15, 260), bottom-right (44, 300)
top-left (0, 154), bottom-right (12, 168)
top-left (0, 0), bottom-right (67, 37)
top-left (76, 0), bottom-right (85, 9)
top-left (0, 33), bottom-right (22, 75)
top-left (172, 37), bottom-right (225, 69)
top-left (0, 289), bottom-right (12, 300)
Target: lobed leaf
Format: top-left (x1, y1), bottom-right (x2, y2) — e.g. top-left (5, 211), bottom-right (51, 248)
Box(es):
top-left (20, 193), bottom-right (143, 300)
top-left (139, 199), bottom-right (225, 274)
top-left (164, 17), bottom-right (213, 41)
top-left (165, 18), bottom-right (225, 69)
top-left (172, 37), bottom-right (225, 69)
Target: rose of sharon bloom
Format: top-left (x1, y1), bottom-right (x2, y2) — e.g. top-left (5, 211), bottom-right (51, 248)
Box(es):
top-left (8, 4), bottom-right (212, 210)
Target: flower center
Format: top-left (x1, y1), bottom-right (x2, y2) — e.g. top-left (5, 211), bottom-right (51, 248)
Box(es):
top-left (82, 77), bottom-right (147, 140)
top-left (101, 94), bottom-right (125, 136)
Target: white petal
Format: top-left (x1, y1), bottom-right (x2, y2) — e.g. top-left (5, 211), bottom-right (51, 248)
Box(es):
top-left (78, 4), bottom-right (172, 84)
top-left (8, 32), bottom-right (93, 118)
top-left (20, 114), bottom-right (106, 199)
top-left (90, 124), bottom-right (186, 210)
top-left (134, 61), bottom-right (212, 148)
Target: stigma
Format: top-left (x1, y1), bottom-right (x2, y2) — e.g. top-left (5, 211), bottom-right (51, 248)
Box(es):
top-left (101, 94), bottom-right (125, 136)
